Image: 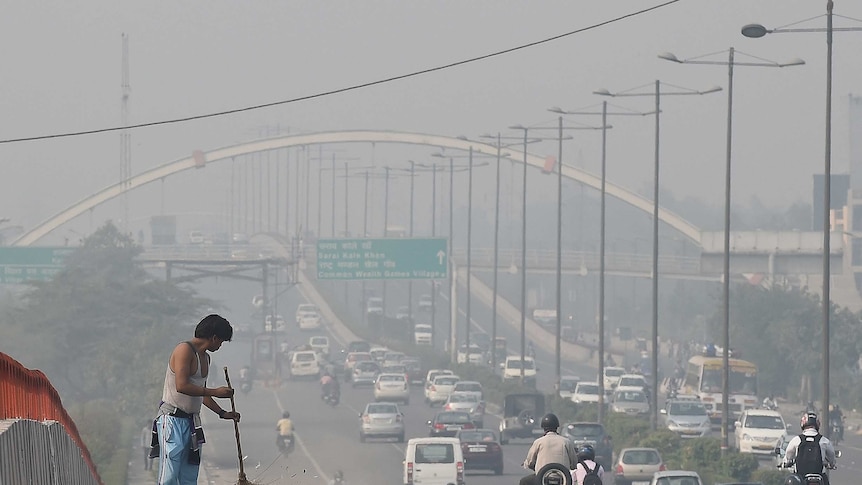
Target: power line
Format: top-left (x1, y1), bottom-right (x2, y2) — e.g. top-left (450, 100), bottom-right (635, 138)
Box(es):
top-left (0, 0), bottom-right (681, 145)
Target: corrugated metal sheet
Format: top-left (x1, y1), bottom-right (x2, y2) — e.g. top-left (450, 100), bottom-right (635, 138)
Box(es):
top-left (0, 353), bottom-right (101, 484)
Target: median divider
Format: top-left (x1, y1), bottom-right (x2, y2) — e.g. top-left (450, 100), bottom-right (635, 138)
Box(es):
top-left (296, 269), bottom-right (360, 348)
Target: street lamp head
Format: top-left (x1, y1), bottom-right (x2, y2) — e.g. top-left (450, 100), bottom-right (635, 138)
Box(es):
top-left (508, 124), bottom-right (527, 130)
top-left (548, 106), bottom-right (566, 114)
top-left (780, 58), bottom-right (806, 67)
top-left (657, 52), bottom-right (682, 63)
top-left (701, 86), bottom-right (724, 95)
top-left (456, 135), bottom-right (469, 141)
top-left (593, 88), bottom-right (613, 97)
top-left (741, 23), bottom-right (769, 38)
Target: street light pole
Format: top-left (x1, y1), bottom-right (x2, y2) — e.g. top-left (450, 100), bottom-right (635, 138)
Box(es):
top-left (660, 47), bottom-right (802, 447)
top-left (449, 156), bottom-right (455, 361)
top-left (508, 126), bottom-right (529, 383)
top-left (466, 147), bottom-right (474, 356)
top-left (596, 81), bottom-right (722, 430)
top-left (431, 163), bottom-right (438, 343)
top-left (555, 116), bottom-right (563, 391)
top-left (409, 160), bottom-right (415, 320)
top-left (384, 166), bottom-right (390, 316)
top-left (493, 134), bottom-right (502, 371)
top-left (331, 154), bottom-right (336, 238)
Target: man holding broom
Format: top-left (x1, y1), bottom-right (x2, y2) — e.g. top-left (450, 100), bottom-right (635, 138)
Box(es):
top-left (153, 314), bottom-right (241, 484)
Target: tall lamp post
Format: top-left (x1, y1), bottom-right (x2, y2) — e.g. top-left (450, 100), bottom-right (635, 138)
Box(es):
top-left (595, 82), bottom-right (721, 429)
top-left (660, 49), bottom-right (803, 449)
top-left (549, 102), bottom-right (651, 424)
top-left (742, 3), bottom-right (862, 435)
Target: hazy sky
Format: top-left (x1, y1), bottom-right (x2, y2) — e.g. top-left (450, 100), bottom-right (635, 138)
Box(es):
top-left (1, 1), bottom-right (861, 243)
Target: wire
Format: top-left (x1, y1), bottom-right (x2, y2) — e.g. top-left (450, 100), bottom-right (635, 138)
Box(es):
top-left (0, 0), bottom-right (682, 145)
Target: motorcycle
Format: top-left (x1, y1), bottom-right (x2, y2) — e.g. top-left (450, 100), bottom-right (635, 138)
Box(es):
top-left (830, 418), bottom-right (843, 444)
top-left (277, 434), bottom-right (294, 455)
top-left (240, 379), bottom-right (252, 395)
top-left (322, 388), bottom-right (340, 406)
top-left (777, 455), bottom-right (839, 485)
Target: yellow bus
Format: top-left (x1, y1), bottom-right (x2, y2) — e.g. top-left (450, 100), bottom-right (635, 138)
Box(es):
top-left (681, 355), bottom-right (758, 426)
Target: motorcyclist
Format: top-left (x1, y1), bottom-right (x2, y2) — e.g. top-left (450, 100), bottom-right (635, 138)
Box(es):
top-left (520, 413), bottom-right (578, 485)
top-left (828, 405), bottom-right (844, 442)
top-left (320, 371), bottom-right (340, 399)
top-left (238, 365), bottom-right (251, 381)
top-left (762, 394), bottom-right (777, 411)
top-left (572, 444), bottom-right (605, 485)
top-left (276, 411), bottom-right (295, 452)
top-left (782, 412), bottom-right (836, 485)
top-left (328, 470), bottom-right (345, 485)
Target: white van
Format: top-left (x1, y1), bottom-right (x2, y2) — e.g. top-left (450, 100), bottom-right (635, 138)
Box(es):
top-left (403, 437), bottom-right (464, 485)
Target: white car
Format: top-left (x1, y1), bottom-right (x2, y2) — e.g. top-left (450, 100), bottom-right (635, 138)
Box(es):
top-left (308, 336), bottom-right (330, 356)
top-left (395, 306), bottom-right (411, 320)
top-left (373, 373), bottom-right (410, 404)
top-left (425, 374), bottom-right (460, 405)
top-left (734, 409), bottom-right (788, 455)
top-left (369, 346), bottom-right (389, 363)
top-left (414, 324), bottom-right (433, 346)
top-left (366, 297), bottom-right (384, 317)
top-left (603, 366), bottom-right (626, 389)
top-left (457, 344), bottom-right (485, 365)
top-left (610, 388), bottom-right (650, 415)
top-left (617, 373), bottom-right (648, 391)
top-left (298, 310), bottom-right (322, 330)
top-left (295, 303), bottom-right (319, 324)
top-left (571, 381), bottom-right (602, 404)
top-left (452, 381), bottom-right (483, 401)
top-left (289, 350), bottom-right (320, 378)
top-left (418, 294), bottom-right (434, 312)
top-left (383, 351), bottom-right (406, 367)
top-left (424, 369), bottom-right (454, 390)
top-left (502, 356), bottom-right (537, 385)
top-left (662, 400), bottom-right (712, 438)
top-left (403, 437), bottom-right (465, 485)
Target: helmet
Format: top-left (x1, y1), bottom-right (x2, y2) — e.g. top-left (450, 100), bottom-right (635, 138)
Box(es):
top-left (540, 413), bottom-right (560, 432)
top-left (577, 444), bottom-right (596, 461)
top-left (282, 411), bottom-right (290, 419)
top-left (783, 473), bottom-right (803, 485)
top-left (801, 412), bottom-right (820, 431)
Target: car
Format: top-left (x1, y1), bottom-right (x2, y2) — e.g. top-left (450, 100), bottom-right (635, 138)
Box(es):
top-left (381, 364), bottom-right (409, 382)
top-left (470, 332), bottom-right (491, 352)
top-left (396, 306), bottom-right (411, 320)
top-left (359, 401), bottom-right (405, 443)
top-left (264, 314), bottom-right (286, 333)
top-left (373, 373), bottom-right (410, 404)
top-left (347, 340), bottom-right (372, 353)
top-left (613, 447), bottom-right (666, 485)
top-left (418, 294), bottom-right (434, 312)
top-left (558, 376), bottom-right (581, 399)
top-left (369, 346), bottom-right (389, 364)
top-left (443, 393), bottom-right (485, 427)
top-left (456, 344), bottom-right (485, 365)
top-left (603, 366), bottom-right (626, 389)
top-left (402, 359), bottom-right (425, 385)
top-left (561, 422), bottom-right (613, 470)
top-left (297, 309), bottom-right (322, 330)
top-left (351, 361), bottom-right (381, 387)
top-left (611, 388), bottom-right (650, 416)
top-left (661, 400), bottom-right (712, 438)
top-left (308, 336), bottom-right (330, 356)
top-left (414, 324), bottom-right (433, 346)
top-left (188, 230), bottom-right (205, 244)
top-left (734, 409), bottom-right (787, 456)
top-left (618, 374), bottom-right (648, 391)
top-left (452, 381), bottom-right (483, 401)
top-left (382, 351), bottom-right (406, 367)
top-left (403, 437), bottom-right (465, 485)
top-left (289, 350), bottom-right (320, 379)
top-left (502, 356), bottom-right (537, 386)
top-left (366, 297), bottom-right (384, 317)
top-left (499, 393), bottom-right (544, 444)
top-left (571, 381), bottom-right (602, 404)
top-left (772, 432), bottom-right (794, 468)
top-left (425, 369), bottom-right (454, 388)
top-left (648, 470), bottom-right (703, 485)
top-left (428, 411), bottom-right (475, 437)
top-left (344, 352), bottom-right (373, 378)
top-left (295, 303), bottom-right (318, 324)
top-left (456, 428), bottom-right (503, 475)
top-left (425, 374), bottom-right (460, 406)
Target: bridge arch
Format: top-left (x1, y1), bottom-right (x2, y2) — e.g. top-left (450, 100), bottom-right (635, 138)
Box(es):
top-left (13, 130), bottom-right (702, 246)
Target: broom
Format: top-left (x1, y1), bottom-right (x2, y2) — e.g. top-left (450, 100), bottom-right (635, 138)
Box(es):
top-left (223, 366), bottom-right (257, 485)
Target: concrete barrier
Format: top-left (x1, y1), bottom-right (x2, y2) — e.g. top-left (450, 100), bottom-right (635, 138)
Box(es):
top-left (458, 268), bottom-right (624, 369)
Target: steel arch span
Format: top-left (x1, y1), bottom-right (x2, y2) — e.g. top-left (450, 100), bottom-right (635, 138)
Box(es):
top-left (13, 130), bottom-right (702, 246)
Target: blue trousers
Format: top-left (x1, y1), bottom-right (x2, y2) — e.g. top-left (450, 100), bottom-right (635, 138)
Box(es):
top-left (156, 414), bottom-right (200, 485)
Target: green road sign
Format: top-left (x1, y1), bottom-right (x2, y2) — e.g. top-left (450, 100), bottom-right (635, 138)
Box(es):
top-left (0, 247), bottom-right (73, 284)
top-left (316, 238), bottom-right (448, 280)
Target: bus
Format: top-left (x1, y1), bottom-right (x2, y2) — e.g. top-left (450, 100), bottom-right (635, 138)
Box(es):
top-left (681, 355), bottom-right (758, 427)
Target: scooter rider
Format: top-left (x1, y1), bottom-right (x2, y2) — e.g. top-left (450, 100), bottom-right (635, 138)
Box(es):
top-left (320, 370), bottom-right (340, 399)
top-left (572, 444), bottom-right (604, 485)
top-left (520, 413), bottom-right (578, 485)
top-left (762, 394), bottom-right (777, 411)
top-left (782, 412), bottom-right (836, 485)
top-left (828, 405), bottom-right (844, 442)
top-left (276, 411), bottom-right (295, 452)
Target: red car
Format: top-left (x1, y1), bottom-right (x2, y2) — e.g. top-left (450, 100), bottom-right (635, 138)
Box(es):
top-left (428, 411), bottom-right (475, 437)
top-left (456, 428), bottom-right (503, 475)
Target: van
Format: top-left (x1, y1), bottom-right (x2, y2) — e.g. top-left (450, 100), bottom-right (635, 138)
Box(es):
top-left (403, 437), bottom-right (464, 485)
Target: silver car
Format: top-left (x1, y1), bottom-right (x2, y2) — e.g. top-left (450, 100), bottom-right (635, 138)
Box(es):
top-left (443, 392), bottom-right (485, 427)
top-left (611, 388), bottom-right (650, 416)
top-left (351, 361), bottom-right (380, 387)
top-left (661, 400), bottom-right (712, 438)
top-left (359, 402), bottom-right (405, 442)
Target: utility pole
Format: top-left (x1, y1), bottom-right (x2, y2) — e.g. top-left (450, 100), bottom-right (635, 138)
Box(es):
top-left (120, 33), bottom-right (131, 235)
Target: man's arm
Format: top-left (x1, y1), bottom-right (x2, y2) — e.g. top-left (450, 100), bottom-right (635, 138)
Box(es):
top-left (823, 439), bottom-right (836, 467)
top-left (203, 395), bottom-right (240, 421)
top-left (524, 441), bottom-right (539, 470)
top-left (783, 437), bottom-right (800, 465)
top-left (566, 442), bottom-right (578, 470)
top-left (170, 344), bottom-right (233, 399)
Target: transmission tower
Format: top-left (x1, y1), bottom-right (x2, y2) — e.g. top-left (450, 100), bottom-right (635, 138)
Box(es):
top-left (120, 33), bottom-right (132, 233)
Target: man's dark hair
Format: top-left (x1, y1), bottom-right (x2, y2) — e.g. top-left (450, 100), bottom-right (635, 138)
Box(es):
top-left (195, 314), bottom-right (233, 341)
